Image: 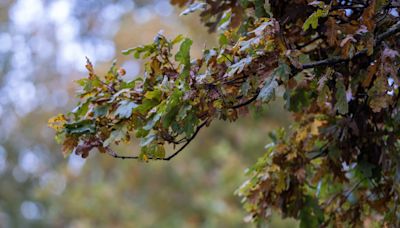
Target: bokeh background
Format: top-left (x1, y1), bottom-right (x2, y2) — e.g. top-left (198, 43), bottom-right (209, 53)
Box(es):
top-left (0, 0), bottom-right (296, 227)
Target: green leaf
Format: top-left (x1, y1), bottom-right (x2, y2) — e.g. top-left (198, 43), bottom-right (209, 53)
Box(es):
top-left (122, 44), bottom-right (156, 59)
top-left (356, 160), bottom-right (374, 178)
top-left (335, 80), bottom-right (348, 114)
top-left (153, 144), bottom-right (166, 159)
top-left (72, 101), bottom-right (90, 118)
top-left (93, 105), bottom-right (110, 118)
top-left (226, 56), bottom-right (253, 77)
top-left (115, 101), bottom-right (138, 118)
top-left (183, 112), bottom-right (198, 137)
top-left (303, 7), bottom-right (330, 31)
top-left (65, 120), bottom-right (95, 135)
top-left (299, 196), bottom-right (324, 228)
top-left (175, 38), bottom-right (193, 79)
top-left (76, 78), bottom-right (101, 93)
top-left (175, 38), bottom-right (192, 66)
top-left (254, 0), bottom-right (269, 18)
top-left (171, 34), bottom-right (185, 45)
top-left (135, 128), bottom-right (149, 138)
top-left (120, 80), bottom-right (136, 89)
top-left (121, 48), bottom-right (135, 56)
top-left (136, 99), bottom-right (159, 115)
top-left (180, 2), bottom-right (206, 16)
top-left (285, 88), bottom-right (312, 112)
top-left (257, 76), bottom-right (278, 102)
top-left (141, 143), bottom-right (165, 159)
top-left (240, 79), bottom-right (251, 96)
top-left (274, 62), bottom-right (291, 82)
top-left (143, 114), bottom-right (161, 131)
top-left (162, 89), bottom-right (183, 128)
top-left (144, 90), bottom-right (163, 101)
top-left (239, 0), bottom-right (249, 7)
top-left (177, 104), bottom-right (192, 120)
top-left (140, 134), bottom-right (156, 147)
top-left (54, 132), bottom-right (65, 144)
top-left (217, 10), bottom-right (232, 31)
top-left (103, 126), bottom-right (127, 147)
top-left (219, 33), bottom-right (229, 46)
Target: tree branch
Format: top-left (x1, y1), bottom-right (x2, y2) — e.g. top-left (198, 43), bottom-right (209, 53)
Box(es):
top-left (105, 119), bottom-right (209, 161)
top-left (106, 147), bottom-right (139, 160)
top-left (376, 21), bottom-right (400, 45)
top-left (162, 119), bottom-right (208, 160)
top-left (331, 5), bottom-right (366, 10)
top-left (299, 21), bottom-right (400, 70)
top-left (230, 89), bottom-right (261, 109)
top-left (103, 19), bottom-right (400, 162)
top-left (301, 56), bottom-right (347, 69)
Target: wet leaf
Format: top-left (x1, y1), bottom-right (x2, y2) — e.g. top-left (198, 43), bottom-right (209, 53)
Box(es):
top-left (65, 120), bottom-right (95, 135)
top-left (335, 80), bottom-right (348, 114)
top-left (115, 101), bottom-right (138, 118)
top-left (257, 76), bottom-right (278, 102)
top-left (180, 2), bottom-right (206, 16)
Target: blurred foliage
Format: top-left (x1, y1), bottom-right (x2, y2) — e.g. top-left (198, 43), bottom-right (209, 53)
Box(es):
top-left (0, 0), bottom-right (296, 227)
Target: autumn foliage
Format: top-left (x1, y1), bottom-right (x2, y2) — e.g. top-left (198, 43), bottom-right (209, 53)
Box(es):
top-left (49, 0), bottom-right (400, 226)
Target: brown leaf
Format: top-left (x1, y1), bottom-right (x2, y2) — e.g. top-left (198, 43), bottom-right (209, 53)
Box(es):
top-left (361, 0), bottom-right (376, 31)
top-left (170, 0), bottom-right (192, 7)
top-left (98, 146), bottom-right (107, 154)
top-left (74, 141), bottom-right (98, 159)
top-left (362, 62), bottom-right (378, 87)
top-left (339, 34), bottom-right (357, 58)
top-left (85, 57), bottom-right (96, 79)
top-left (368, 198), bottom-right (388, 213)
top-left (287, 78), bottom-right (297, 89)
top-left (368, 75), bottom-right (391, 112)
top-left (326, 17), bottom-right (339, 47)
top-left (230, 6), bottom-right (244, 29)
top-left (340, 35), bottom-right (356, 48)
top-left (294, 168), bottom-right (306, 182)
top-left (62, 136), bottom-right (78, 157)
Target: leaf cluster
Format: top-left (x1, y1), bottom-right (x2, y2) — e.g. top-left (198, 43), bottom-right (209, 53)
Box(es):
top-left (50, 0), bottom-right (400, 226)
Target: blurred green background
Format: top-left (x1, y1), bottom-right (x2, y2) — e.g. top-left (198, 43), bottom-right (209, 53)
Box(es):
top-left (0, 0), bottom-right (296, 227)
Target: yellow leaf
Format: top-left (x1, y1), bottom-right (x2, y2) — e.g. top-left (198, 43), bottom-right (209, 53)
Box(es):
top-left (275, 173), bottom-right (286, 193)
top-left (269, 164), bottom-right (280, 172)
top-left (142, 154), bottom-right (149, 162)
top-left (213, 100), bottom-right (223, 109)
top-left (295, 128), bottom-right (308, 143)
top-left (310, 119), bottom-right (327, 136)
top-left (48, 114), bottom-right (67, 131)
top-left (287, 152), bottom-right (298, 160)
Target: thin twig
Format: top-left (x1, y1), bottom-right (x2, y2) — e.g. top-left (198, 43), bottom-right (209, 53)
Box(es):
top-left (299, 21), bottom-right (400, 70)
top-left (105, 119), bottom-right (209, 161)
top-left (296, 36), bottom-right (322, 49)
top-left (222, 53), bottom-right (233, 63)
top-left (301, 56), bottom-right (349, 69)
top-left (162, 119), bottom-right (208, 160)
top-left (106, 147), bottom-right (139, 160)
top-left (230, 89), bottom-right (261, 109)
top-left (331, 5), bottom-right (366, 10)
top-left (376, 21), bottom-right (400, 45)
